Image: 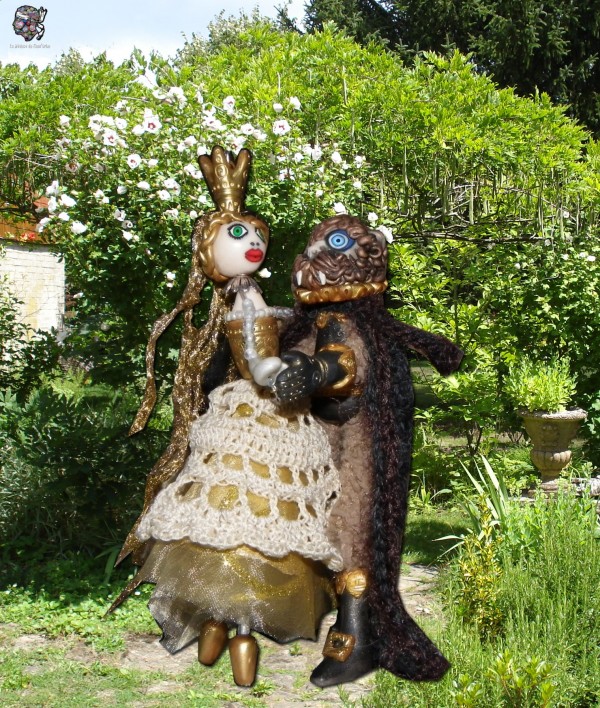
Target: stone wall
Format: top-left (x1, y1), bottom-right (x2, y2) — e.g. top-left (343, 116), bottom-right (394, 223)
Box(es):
top-left (0, 240), bottom-right (65, 336)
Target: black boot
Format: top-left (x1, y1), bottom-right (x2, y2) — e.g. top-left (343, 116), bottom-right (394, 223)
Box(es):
top-left (310, 569), bottom-right (377, 688)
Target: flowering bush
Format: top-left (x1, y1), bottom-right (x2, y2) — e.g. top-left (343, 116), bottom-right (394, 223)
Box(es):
top-left (33, 22), bottom-right (600, 409)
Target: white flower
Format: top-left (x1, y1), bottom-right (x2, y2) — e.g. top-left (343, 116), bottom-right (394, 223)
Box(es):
top-left (197, 144), bottom-right (209, 156)
top-left (257, 268), bottom-right (272, 278)
top-left (231, 136), bottom-right (247, 151)
top-left (146, 159), bottom-right (158, 167)
top-left (315, 188), bottom-right (324, 197)
top-left (168, 86), bottom-right (187, 105)
top-left (117, 185), bottom-right (127, 195)
top-left (177, 141), bottom-right (187, 153)
top-left (240, 123), bottom-right (255, 135)
top-left (47, 196), bottom-right (58, 213)
top-left (135, 69), bottom-right (158, 90)
top-left (122, 230), bottom-right (133, 241)
top-left (196, 90), bottom-right (204, 104)
top-left (157, 190), bottom-right (171, 201)
top-left (222, 95), bottom-right (236, 113)
top-left (578, 251), bottom-right (587, 258)
top-left (184, 135), bottom-right (197, 147)
top-left (379, 225), bottom-right (394, 244)
top-left (253, 130), bottom-right (267, 141)
top-left (278, 168), bottom-right (295, 180)
top-left (514, 262), bottom-right (521, 270)
top-left (163, 177), bottom-right (180, 194)
top-left (123, 220), bottom-right (133, 229)
top-left (135, 180), bottom-right (150, 191)
top-left (272, 119), bottom-right (291, 136)
top-left (115, 99), bottom-right (128, 112)
top-left (59, 115), bottom-right (70, 126)
top-left (165, 271), bottom-right (176, 281)
top-left (189, 210), bottom-right (198, 219)
top-left (57, 211), bottom-right (70, 222)
top-left (198, 194), bottom-right (208, 204)
top-left (73, 292), bottom-right (84, 299)
top-left (367, 212), bottom-right (378, 224)
top-left (561, 253), bottom-right (569, 260)
top-left (36, 217), bottom-right (51, 232)
top-left (127, 153), bottom-right (142, 169)
top-left (293, 152), bottom-right (304, 163)
top-left (115, 117), bottom-right (127, 131)
top-left (587, 255), bottom-right (596, 262)
top-left (164, 208), bottom-right (179, 218)
top-left (93, 189), bottom-right (105, 200)
top-left (71, 221), bottom-right (87, 235)
top-left (354, 155), bottom-right (365, 168)
top-left (333, 202), bottom-right (347, 214)
top-left (353, 180), bottom-right (362, 190)
top-left (132, 234), bottom-right (140, 242)
top-left (45, 180), bottom-right (60, 196)
top-left (59, 194), bottom-right (76, 208)
top-left (114, 208), bottom-right (126, 221)
top-left (103, 129), bottom-right (119, 146)
top-left (331, 151), bottom-right (343, 165)
top-left (273, 102), bottom-right (283, 113)
top-left (142, 110), bottom-right (162, 134)
top-left (310, 146), bottom-right (323, 160)
top-left (132, 124), bottom-right (145, 136)
top-left (289, 96), bottom-right (301, 110)
top-left (203, 113), bottom-right (224, 131)
top-left (184, 164), bottom-right (201, 179)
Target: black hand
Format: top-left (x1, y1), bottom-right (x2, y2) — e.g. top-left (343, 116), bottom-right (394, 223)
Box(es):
top-left (274, 351), bottom-right (325, 403)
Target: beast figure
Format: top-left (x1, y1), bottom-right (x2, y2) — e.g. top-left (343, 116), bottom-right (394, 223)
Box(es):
top-left (274, 215), bottom-right (463, 687)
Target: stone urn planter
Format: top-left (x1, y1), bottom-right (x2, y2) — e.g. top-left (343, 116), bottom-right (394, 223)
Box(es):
top-left (520, 408), bottom-right (587, 482)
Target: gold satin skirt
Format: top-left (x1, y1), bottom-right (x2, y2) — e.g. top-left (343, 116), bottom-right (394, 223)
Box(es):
top-left (136, 540), bottom-right (335, 653)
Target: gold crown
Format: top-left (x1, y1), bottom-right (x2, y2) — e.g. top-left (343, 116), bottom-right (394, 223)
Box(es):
top-left (198, 146), bottom-right (251, 213)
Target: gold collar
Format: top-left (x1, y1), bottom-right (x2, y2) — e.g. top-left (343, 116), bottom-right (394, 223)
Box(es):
top-left (293, 280), bottom-right (387, 305)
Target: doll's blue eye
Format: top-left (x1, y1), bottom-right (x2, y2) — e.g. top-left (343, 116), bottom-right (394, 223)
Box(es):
top-left (228, 223), bottom-right (249, 239)
top-left (326, 230), bottom-right (355, 251)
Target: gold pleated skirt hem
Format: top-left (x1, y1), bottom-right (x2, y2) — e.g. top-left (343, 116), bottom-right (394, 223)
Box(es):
top-left (135, 540), bottom-right (336, 653)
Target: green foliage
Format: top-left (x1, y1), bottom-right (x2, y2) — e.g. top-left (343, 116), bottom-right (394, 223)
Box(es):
top-left (303, 0), bottom-right (600, 134)
top-left (0, 373), bottom-right (168, 562)
top-left (0, 271), bottom-right (61, 397)
top-left (454, 505), bottom-right (505, 640)
top-left (0, 54), bottom-right (132, 218)
top-left (0, 274), bottom-right (28, 390)
top-left (487, 445), bottom-right (538, 496)
top-left (20, 20), bottom-right (596, 404)
top-left (427, 353), bottom-right (505, 458)
top-left (504, 355), bottom-right (577, 412)
top-left (367, 488), bottom-right (599, 706)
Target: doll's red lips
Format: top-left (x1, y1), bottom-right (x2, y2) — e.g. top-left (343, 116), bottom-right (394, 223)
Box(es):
top-left (245, 249), bottom-right (264, 262)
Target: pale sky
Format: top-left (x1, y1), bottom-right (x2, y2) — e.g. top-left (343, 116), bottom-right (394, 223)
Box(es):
top-left (0, 0), bottom-right (306, 68)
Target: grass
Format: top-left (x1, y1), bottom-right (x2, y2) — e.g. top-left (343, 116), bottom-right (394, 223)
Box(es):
top-left (365, 492), bottom-right (600, 707)
top-left (3, 484), bottom-right (597, 707)
top-left (403, 507), bottom-right (470, 565)
top-left (0, 508), bottom-right (465, 707)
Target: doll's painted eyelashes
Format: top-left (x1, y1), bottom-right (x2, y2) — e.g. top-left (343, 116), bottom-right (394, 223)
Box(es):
top-left (227, 223), bottom-right (249, 239)
top-left (256, 227), bottom-right (266, 243)
top-left (326, 229), bottom-right (355, 252)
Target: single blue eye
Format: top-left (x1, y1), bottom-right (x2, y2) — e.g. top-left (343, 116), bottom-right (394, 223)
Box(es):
top-left (326, 229), bottom-right (355, 252)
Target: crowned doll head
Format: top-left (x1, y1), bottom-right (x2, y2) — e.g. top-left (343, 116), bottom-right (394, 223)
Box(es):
top-left (196, 147), bottom-right (269, 283)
